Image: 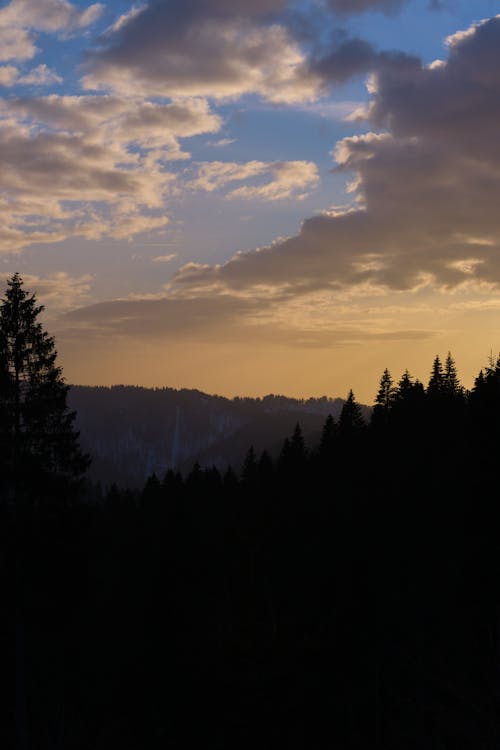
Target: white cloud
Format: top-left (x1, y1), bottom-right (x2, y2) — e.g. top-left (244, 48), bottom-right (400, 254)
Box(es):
top-left (152, 254), bottom-right (178, 263)
top-left (105, 4), bottom-right (147, 35)
top-left (191, 160), bottom-right (320, 200)
top-left (0, 0), bottom-right (103, 63)
top-left (0, 0), bottom-right (104, 35)
top-left (18, 64), bottom-right (62, 86)
top-left (0, 65), bottom-right (19, 86)
top-left (0, 94), bottom-right (222, 251)
top-left (0, 26), bottom-right (36, 62)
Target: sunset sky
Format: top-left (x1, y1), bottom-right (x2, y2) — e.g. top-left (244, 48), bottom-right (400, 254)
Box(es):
top-left (1, 0), bottom-right (499, 402)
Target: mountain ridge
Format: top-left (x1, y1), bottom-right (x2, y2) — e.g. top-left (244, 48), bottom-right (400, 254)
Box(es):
top-left (68, 384), bottom-right (371, 487)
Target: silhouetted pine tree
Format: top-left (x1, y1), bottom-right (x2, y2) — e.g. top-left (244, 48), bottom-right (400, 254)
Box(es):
top-left (338, 390), bottom-right (365, 436)
top-left (0, 273), bottom-right (89, 503)
top-left (319, 413), bottom-right (336, 458)
top-left (241, 446), bottom-right (258, 489)
top-left (427, 355), bottom-right (444, 398)
top-left (371, 368), bottom-right (395, 428)
top-left (443, 351), bottom-right (463, 399)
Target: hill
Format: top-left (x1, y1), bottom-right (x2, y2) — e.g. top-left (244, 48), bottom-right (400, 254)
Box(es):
top-left (68, 385), bottom-right (369, 486)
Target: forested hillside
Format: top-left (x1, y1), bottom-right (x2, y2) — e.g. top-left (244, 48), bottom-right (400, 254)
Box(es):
top-left (69, 386), bottom-right (358, 486)
top-left (13, 347), bottom-right (500, 750)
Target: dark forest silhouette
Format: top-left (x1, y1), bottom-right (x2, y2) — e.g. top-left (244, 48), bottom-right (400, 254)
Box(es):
top-left (5, 275), bottom-right (500, 749)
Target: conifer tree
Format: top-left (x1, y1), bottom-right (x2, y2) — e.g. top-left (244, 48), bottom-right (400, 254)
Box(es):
top-left (372, 369), bottom-right (395, 428)
top-left (0, 273), bottom-right (89, 501)
top-left (339, 390), bottom-right (365, 435)
top-left (290, 423), bottom-right (307, 462)
top-left (395, 370), bottom-right (415, 401)
top-left (427, 355), bottom-right (444, 397)
top-left (319, 414), bottom-right (336, 457)
top-left (443, 352), bottom-right (463, 399)
top-left (241, 446), bottom-right (258, 489)
top-left (258, 450), bottom-right (274, 486)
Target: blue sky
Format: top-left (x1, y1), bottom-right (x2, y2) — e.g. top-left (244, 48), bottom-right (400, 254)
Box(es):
top-left (1, 0), bottom-right (499, 399)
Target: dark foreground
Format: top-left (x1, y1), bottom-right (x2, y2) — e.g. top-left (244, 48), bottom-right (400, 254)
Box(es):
top-left (12, 360), bottom-right (500, 749)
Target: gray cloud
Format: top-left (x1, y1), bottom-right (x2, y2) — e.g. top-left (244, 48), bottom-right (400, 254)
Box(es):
top-left (326, 0), bottom-right (406, 15)
top-left (64, 14), bottom-right (500, 352)
top-left (311, 36), bottom-right (419, 85)
top-left (167, 15), bottom-right (500, 294)
top-left (82, 0), bottom-right (320, 102)
top-left (64, 292), bottom-right (433, 348)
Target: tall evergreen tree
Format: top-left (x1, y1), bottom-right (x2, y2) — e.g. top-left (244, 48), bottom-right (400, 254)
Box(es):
top-left (372, 369), bottom-right (395, 428)
top-left (319, 414), bottom-right (336, 457)
top-left (0, 273), bottom-right (89, 501)
top-left (241, 445), bottom-right (258, 489)
top-left (427, 355), bottom-right (444, 397)
top-left (443, 351), bottom-right (463, 399)
top-left (339, 390), bottom-right (365, 435)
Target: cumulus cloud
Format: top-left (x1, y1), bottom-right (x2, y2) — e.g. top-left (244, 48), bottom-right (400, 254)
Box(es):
top-left (0, 94), bottom-right (222, 251)
top-left (82, 0), bottom-right (320, 102)
top-left (0, 0), bottom-right (103, 62)
top-left (0, 26), bottom-right (36, 62)
top-left (0, 0), bottom-right (104, 35)
top-left (191, 160), bottom-right (319, 200)
top-left (311, 37), bottom-right (419, 86)
top-left (165, 15), bottom-right (500, 298)
top-left (0, 65), bottom-right (19, 86)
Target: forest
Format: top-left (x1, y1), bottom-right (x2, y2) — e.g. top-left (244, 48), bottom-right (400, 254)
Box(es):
top-left (5, 273), bottom-right (500, 749)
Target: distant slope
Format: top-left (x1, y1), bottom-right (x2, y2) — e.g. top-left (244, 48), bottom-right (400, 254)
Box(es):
top-left (69, 385), bottom-right (370, 487)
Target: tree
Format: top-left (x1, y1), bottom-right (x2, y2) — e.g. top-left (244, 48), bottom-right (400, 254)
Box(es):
top-left (339, 390), bottom-right (365, 436)
top-left (427, 355), bottom-right (444, 397)
top-left (241, 446), bottom-right (258, 489)
top-left (319, 414), bottom-right (336, 457)
top-left (372, 369), bottom-right (395, 428)
top-left (443, 352), bottom-right (463, 399)
top-left (0, 273), bottom-right (89, 501)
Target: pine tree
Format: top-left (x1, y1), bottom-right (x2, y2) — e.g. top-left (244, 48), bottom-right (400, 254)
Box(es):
top-left (427, 355), bottom-right (444, 397)
top-left (0, 273), bottom-right (89, 501)
top-left (443, 352), bottom-right (463, 399)
top-left (395, 370), bottom-right (415, 402)
top-left (319, 414), bottom-right (336, 457)
top-left (372, 368), bottom-right (395, 428)
top-left (241, 445), bottom-right (258, 489)
top-left (339, 390), bottom-right (365, 435)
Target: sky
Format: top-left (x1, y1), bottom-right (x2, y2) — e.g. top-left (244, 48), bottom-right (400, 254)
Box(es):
top-left (1, 0), bottom-right (499, 402)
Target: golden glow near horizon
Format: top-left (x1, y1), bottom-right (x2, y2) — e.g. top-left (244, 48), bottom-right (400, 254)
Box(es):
top-left (1, 1), bottom-right (499, 401)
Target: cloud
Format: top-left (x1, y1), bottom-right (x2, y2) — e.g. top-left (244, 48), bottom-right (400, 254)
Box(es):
top-left (0, 0), bottom-right (104, 35)
top-left (58, 13), bottom-right (500, 376)
top-left (0, 65), bottom-right (19, 86)
top-left (17, 64), bottom-right (63, 86)
top-left (0, 271), bottom-right (93, 313)
top-left (190, 160), bottom-right (320, 200)
top-left (152, 254), bottom-right (178, 263)
top-left (311, 37), bottom-right (420, 86)
top-left (82, 0), bottom-right (320, 102)
top-left (207, 138), bottom-right (237, 147)
top-left (0, 94), bottom-right (222, 251)
top-left (0, 0), bottom-right (104, 62)
top-left (166, 15), bottom-right (500, 296)
top-left (0, 26), bottom-right (36, 62)
top-left (326, 0), bottom-right (406, 15)
top-left (64, 290), bottom-right (434, 349)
